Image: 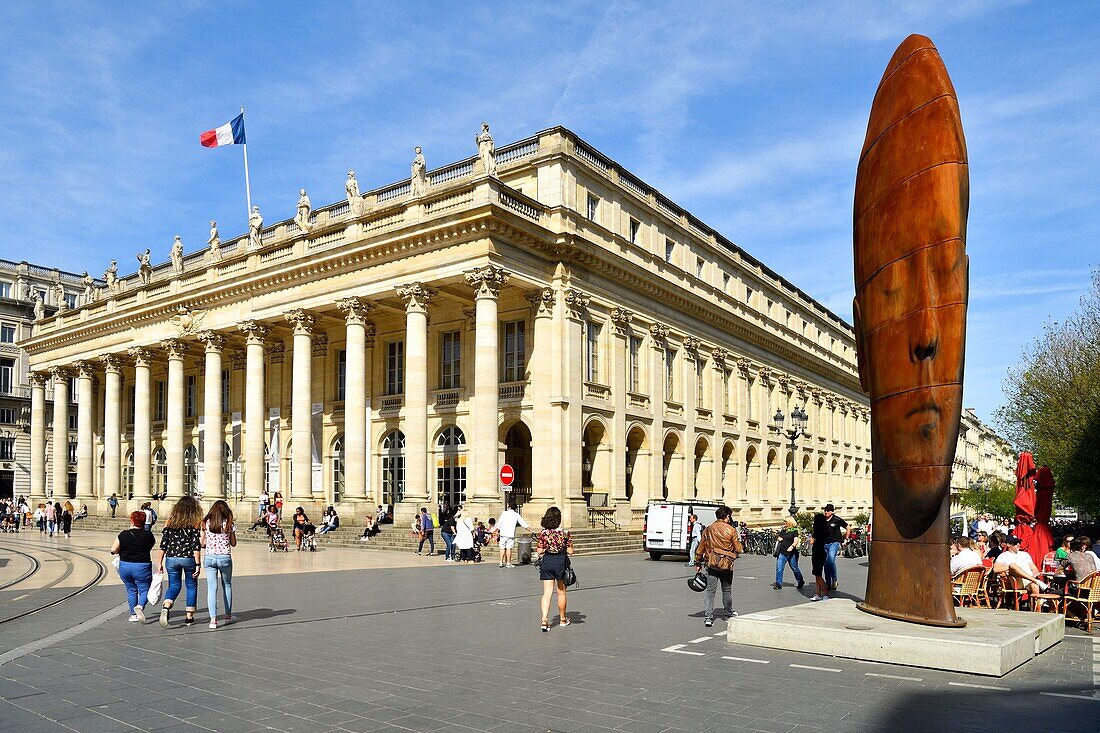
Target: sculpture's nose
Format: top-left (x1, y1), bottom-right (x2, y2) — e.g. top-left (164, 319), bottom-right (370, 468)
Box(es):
top-left (912, 309), bottom-right (938, 363)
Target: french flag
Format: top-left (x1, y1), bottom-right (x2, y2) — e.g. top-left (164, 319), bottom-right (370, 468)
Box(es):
top-left (200, 113), bottom-right (246, 148)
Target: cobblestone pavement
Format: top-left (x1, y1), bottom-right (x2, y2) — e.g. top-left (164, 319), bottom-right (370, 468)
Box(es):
top-left (0, 532), bottom-right (1096, 733)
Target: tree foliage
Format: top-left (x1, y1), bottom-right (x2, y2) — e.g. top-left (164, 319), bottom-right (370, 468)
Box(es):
top-left (996, 268), bottom-right (1100, 517)
top-left (954, 477), bottom-right (1017, 520)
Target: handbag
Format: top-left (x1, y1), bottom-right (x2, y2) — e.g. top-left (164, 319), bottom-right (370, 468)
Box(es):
top-left (147, 571), bottom-right (164, 605)
top-left (563, 559), bottom-right (577, 587)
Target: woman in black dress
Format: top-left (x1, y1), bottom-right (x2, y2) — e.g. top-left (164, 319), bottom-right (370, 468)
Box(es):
top-left (535, 506), bottom-right (574, 632)
top-left (810, 512), bottom-right (829, 601)
top-left (61, 501), bottom-right (74, 537)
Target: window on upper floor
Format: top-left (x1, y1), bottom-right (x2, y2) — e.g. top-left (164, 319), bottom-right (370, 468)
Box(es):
top-left (585, 322), bottom-right (601, 383)
top-left (664, 238), bottom-right (675, 264)
top-left (0, 324), bottom-right (14, 343)
top-left (696, 256), bottom-right (705, 279)
top-left (722, 370), bottom-right (731, 413)
top-left (185, 374), bottom-right (197, 418)
top-left (63, 293), bottom-right (77, 309)
top-left (501, 320), bottom-right (526, 383)
top-left (0, 408), bottom-right (14, 424)
top-left (221, 369), bottom-right (230, 412)
top-left (0, 437), bottom-right (14, 461)
top-left (629, 335), bottom-right (642, 393)
top-left (722, 272), bottom-right (731, 292)
top-left (696, 358), bottom-right (705, 407)
top-left (386, 340), bottom-right (404, 395)
top-left (629, 218), bottom-right (640, 244)
top-left (336, 349), bottom-right (347, 401)
top-left (586, 193), bottom-right (599, 222)
top-left (0, 359), bottom-right (13, 395)
top-left (68, 412), bottom-right (78, 431)
top-left (128, 384), bottom-right (135, 424)
top-left (0, 282), bottom-right (10, 299)
top-left (155, 380), bottom-right (166, 421)
top-left (439, 330), bottom-right (461, 390)
top-left (664, 348), bottom-right (676, 399)
top-left (745, 286), bottom-right (754, 306)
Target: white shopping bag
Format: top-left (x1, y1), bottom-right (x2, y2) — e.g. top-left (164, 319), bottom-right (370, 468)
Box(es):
top-left (147, 571), bottom-right (164, 605)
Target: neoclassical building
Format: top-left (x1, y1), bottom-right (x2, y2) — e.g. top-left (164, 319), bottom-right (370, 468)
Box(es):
top-left (21, 126), bottom-right (871, 527)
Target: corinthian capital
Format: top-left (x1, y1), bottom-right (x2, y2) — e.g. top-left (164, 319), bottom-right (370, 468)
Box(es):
top-left (48, 366), bottom-right (72, 382)
top-left (337, 296), bottom-right (375, 324)
top-left (128, 347), bottom-right (154, 366)
top-left (465, 264), bottom-right (509, 299)
top-left (28, 370), bottom-right (50, 387)
top-left (237, 320), bottom-right (269, 345)
top-left (72, 360), bottom-right (96, 379)
top-left (525, 288), bottom-right (555, 318)
top-left (161, 338), bottom-right (187, 359)
top-left (396, 282), bottom-right (436, 312)
top-left (100, 354), bottom-right (125, 373)
top-left (284, 309), bottom-right (315, 335)
top-left (196, 330), bottom-right (225, 352)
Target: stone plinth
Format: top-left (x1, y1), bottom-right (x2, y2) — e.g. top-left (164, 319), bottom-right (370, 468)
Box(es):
top-left (726, 599), bottom-right (1064, 677)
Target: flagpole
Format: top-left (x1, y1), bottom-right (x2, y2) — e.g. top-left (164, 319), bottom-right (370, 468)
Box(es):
top-left (241, 105), bottom-right (253, 223)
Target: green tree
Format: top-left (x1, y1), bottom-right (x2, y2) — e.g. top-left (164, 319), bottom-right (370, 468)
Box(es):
top-left (996, 268), bottom-right (1100, 517)
top-left (954, 477), bottom-right (1017, 520)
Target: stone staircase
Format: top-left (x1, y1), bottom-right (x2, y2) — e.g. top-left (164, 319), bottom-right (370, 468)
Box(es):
top-left (70, 516), bottom-right (643, 557)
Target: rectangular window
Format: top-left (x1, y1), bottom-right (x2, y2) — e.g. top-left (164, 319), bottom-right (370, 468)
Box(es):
top-left (696, 256), bottom-right (705, 279)
top-left (386, 341), bottom-right (404, 395)
top-left (0, 359), bottom-right (13, 395)
top-left (0, 324), bottom-right (14, 343)
top-left (696, 359), bottom-right (705, 406)
top-left (221, 369), bottom-right (230, 412)
top-left (745, 286), bottom-right (754, 306)
top-left (0, 437), bottom-right (13, 460)
top-left (586, 193), bottom-right (599, 221)
top-left (128, 384), bottom-right (136, 424)
top-left (0, 408), bottom-right (14, 424)
top-left (723, 370), bottom-right (731, 413)
top-left (629, 336), bottom-right (642, 392)
top-left (722, 272), bottom-right (731, 292)
top-left (155, 380), bottom-right (166, 421)
top-left (64, 293), bottom-right (77, 309)
top-left (68, 412), bottom-right (78, 431)
top-left (69, 377), bottom-right (77, 401)
top-left (336, 349), bottom-right (347, 401)
top-left (501, 320), bottom-right (526, 383)
top-left (585, 323), bottom-right (601, 383)
top-left (68, 441), bottom-right (77, 464)
top-left (664, 348), bottom-right (676, 398)
top-left (186, 375), bottom-right (197, 418)
top-left (747, 377), bottom-right (755, 419)
top-left (439, 331), bottom-right (461, 389)
top-left (664, 238), bottom-right (675, 263)
top-left (628, 218), bottom-right (640, 244)
top-left (0, 282), bottom-right (10, 299)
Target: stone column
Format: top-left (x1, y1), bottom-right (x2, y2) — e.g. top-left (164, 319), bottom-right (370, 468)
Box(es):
top-left (285, 310), bottom-right (315, 499)
top-left (609, 308), bottom-right (632, 519)
top-left (74, 361), bottom-right (96, 501)
top-left (337, 298), bottom-right (374, 502)
top-left (238, 321), bottom-right (268, 501)
top-left (50, 367), bottom-right (71, 499)
top-left (465, 265), bottom-right (507, 513)
top-left (28, 372), bottom-right (48, 502)
top-left (649, 324), bottom-right (670, 503)
top-left (526, 288), bottom-right (556, 514)
top-left (198, 331), bottom-right (225, 499)
top-left (100, 355), bottom-right (123, 505)
top-left (561, 287), bottom-right (590, 527)
top-left (130, 348), bottom-right (153, 500)
top-left (395, 283), bottom-right (434, 519)
top-left (162, 339), bottom-right (186, 499)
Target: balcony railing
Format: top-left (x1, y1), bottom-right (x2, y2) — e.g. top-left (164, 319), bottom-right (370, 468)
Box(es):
top-left (0, 386), bottom-right (31, 399)
top-left (433, 388), bottom-right (461, 409)
top-left (380, 395), bottom-right (404, 413)
top-left (499, 381), bottom-right (527, 401)
top-left (583, 382), bottom-right (611, 401)
top-left (627, 392), bottom-right (650, 410)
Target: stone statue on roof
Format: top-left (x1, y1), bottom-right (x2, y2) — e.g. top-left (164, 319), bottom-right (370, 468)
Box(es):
top-left (81, 271), bottom-right (96, 303)
top-left (248, 206), bottom-right (263, 250)
top-left (295, 189), bottom-right (313, 232)
top-left (345, 170), bottom-right (361, 215)
top-left (104, 260), bottom-right (118, 292)
top-left (170, 235), bottom-right (185, 275)
top-left (54, 281), bottom-right (67, 312)
top-left (411, 146), bottom-right (427, 197)
top-left (208, 220), bottom-right (222, 262)
top-left (31, 290), bottom-right (44, 321)
top-left (137, 249), bottom-right (152, 285)
top-left (476, 122), bottom-right (496, 177)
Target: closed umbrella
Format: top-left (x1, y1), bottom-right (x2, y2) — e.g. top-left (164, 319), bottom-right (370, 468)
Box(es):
top-left (1027, 466), bottom-right (1056, 568)
top-left (1013, 451), bottom-right (1038, 566)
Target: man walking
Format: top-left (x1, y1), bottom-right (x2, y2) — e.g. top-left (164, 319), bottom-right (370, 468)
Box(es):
top-left (496, 501), bottom-right (531, 568)
top-left (107, 493), bottom-right (118, 519)
top-left (416, 507), bottom-right (436, 556)
top-left (685, 514), bottom-right (703, 567)
top-left (820, 504), bottom-right (847, 592)
top-left (693, 505), bottom-right (743, 627)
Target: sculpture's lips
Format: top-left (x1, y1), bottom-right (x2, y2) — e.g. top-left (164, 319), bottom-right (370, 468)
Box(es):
top-left (905, 403), bottom-right (941, 419)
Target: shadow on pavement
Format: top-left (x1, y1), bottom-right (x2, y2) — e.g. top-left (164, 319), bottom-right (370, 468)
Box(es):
top-left (233, 607), bottom-right (296, 622)
top-left (867, 685), bottom-right (1098, 732)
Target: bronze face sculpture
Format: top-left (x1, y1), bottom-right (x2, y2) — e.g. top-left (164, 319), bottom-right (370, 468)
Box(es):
top-left (853, 34), bottom-right (968, 627)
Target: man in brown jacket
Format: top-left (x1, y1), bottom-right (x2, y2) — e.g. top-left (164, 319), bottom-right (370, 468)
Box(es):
top-left (694, 505), bottom-right (744, 627)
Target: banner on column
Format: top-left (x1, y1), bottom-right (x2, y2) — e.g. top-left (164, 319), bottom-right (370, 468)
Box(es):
top-left (196, 416), bottom-right (206, 498)
top-left (363, 397), bottom-right (372, 501)
top-left (311, 402), bottom-right (323, 495)
top-left (231, 412), bottom-right (242, 500)
top-left (268, 408), bottom-right (280, 493)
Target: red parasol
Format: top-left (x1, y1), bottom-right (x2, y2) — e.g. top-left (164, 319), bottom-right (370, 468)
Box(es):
top-left (1013, 451), bottom-right (1037, 520)
top-left (1026, 465), bottom-right (1056, 567)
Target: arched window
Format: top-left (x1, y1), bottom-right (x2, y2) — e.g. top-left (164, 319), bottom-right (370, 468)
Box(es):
top-left (332, 435), bottom-right (345, 501)
top-left (183, 445), bottom-right (198, 496)
top-left (381, 431), bottom-right (405, 506)
top-left (223, 444), bottom-right (235, 498)
top-left (123, 451), bottom-right (134, 498)
top-left (152, 447), bottom-right (167, 497)
top-left (435, 427), bottom-right (466, 507)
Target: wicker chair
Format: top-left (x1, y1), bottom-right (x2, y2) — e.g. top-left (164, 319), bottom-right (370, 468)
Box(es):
top-left (1063, 571), bottom-right (1100, 632)
top-left (952, 565), bottom-right (987, 608)
top-left (997, 571), bottom-right (1030, 611)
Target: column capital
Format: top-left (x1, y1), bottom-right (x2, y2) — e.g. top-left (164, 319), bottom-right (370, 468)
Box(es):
top-left (609, 307), bottom-right (634, 335)
top-left (284, 309), bottom-right (315, 335)
top-left (312, 333), bottom-right (329, 357)
top-left (462, 307), bottom-right (476, 331)
top-left (128, 347), bottom-right (155, 366)
top-left (736, 356), bottom-right (753, 376)
top-left (161, 338), bottom-right (187, 360)
top-left (649, 322), bottom-right (671, 347)
top-left (100, 354), bottom-right (125, 373)
top-left (72, 360), bottom-right (96, 379)
top-left (711, 348), bottom-right (730, 371)
top-left (337, 297), bottom-right (375, 324)
top-left (396, 282), bottom-right (436, 313)
top-left (683, 336), bottom-right (701, 360)
top-left (525, 288), bottom-right (555, 318)
top-left (364, 323), bottom-right (377, 348)
top-left (269, 341), bottom-right (286, 364)
top-left (464, 264), bottom-right (509, 299)
top-left (237, 320), bottom-right (270, 344)
top-left (28, 371), bottom-right (50, 388)
top-left (196, 330), bottom-right (225, 352)
top-left (230, 351), bottom-right (247, 370)
top-left (48, 365), bottom-right (72, 381)
top-left (563, 288), bottom-right (590, 319)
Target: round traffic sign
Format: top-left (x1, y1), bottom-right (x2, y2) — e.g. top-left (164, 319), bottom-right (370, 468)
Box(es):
top-left (499, 464), bottom-right (515, 486)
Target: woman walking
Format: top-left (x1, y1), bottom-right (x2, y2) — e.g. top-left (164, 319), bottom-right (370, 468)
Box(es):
top-left (61, 501), bottom-right (74, 537)
top-left (110, 511), bottom-right (156, 622)
top-left (810, 512), bottom-right (829, 601)
top-left (44, 501), bottom-right (56, 537)
top-left (202, 500), bottom-right (236, 630)
top-left (773, 516), bottom-right (804, 590)
top-left (157, 496), bottom-right (203, 628)
top-left (454, 506), bottom-right (475, 562)
top-left (440, 504), bottom-right (457, 562)
top-left (535, 506), bottom-right (574, 632)
top-left (291, 507), bottom-right (312, 550)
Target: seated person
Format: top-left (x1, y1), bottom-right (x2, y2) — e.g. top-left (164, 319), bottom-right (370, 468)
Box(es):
top-left (74, 504), bottom-right (88, 520)
top-left (486, 517), bottom-right (499, 545)
top-left (317, 507), bottom-right (340, 535)
top-left (292, 507), bottom-right (313, 549)
top-left (1065, 536), bottom-right (1098, 582)
top-left (376, 505), bottom-right (390, 524)
top-left (1055, 535), bottom-right (1074, 563)
top-left (249, 507), bottom-right (280, 533)
top-left (993, 536), bottom-right (1051, 595)
top-left (974, 531), bottom-right (989, 556)
top-left (360, 513), bottom-right (381, 541)
top-left (950, 536), bottom-right (983, 576)
top-left (984, 532), bottom-right (1004, 560)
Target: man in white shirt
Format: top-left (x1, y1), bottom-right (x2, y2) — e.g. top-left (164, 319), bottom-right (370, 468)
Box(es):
top-left (950, 537), bottom-right (984, 576)
top-left (259, 490), bottom-right (270, 517)
top-left (496, 502), bottom-right (531, 568)
top-left (993, 536), bottom-right (1050, 595)
top-left (976, 514), bottom-right (995, 536)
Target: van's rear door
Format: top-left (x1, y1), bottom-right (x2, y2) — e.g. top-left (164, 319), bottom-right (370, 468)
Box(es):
top-left (644, 504), bottom-right (674, 551)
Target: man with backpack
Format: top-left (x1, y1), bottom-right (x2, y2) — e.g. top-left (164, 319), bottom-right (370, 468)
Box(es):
top-left (693, 505), bottom-right (743, 627)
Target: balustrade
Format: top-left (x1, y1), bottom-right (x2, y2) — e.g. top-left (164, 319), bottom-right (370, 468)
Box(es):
top-left (499, 381), bottom-right (527, 401)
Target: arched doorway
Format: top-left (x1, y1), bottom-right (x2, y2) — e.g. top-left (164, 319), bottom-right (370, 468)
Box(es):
top-left (436, 426), bottom-right (467, 507)
top-left (183, 444), bottom-right (198, 496)
top-left (721, 441), bottom-right (735, 503)
top-left (582, 419), bottom-right (609, 506)
top-left (223, 444), bottom-right (238, 500)
top-left (123, 450), bottom-right (134, 499)
top-left (625, 426), bottom-right (648, 501)
top-left (331, 435), bottom-right (345, 502)
top-left (662, 432), bottom-right (682, 500)
top-left (693, 437), bottom-right (711, 500)
top-left (503, 422), bottom-right (531, 507)
top-left (152, 447), bottom-right (167, 498)
top-left (381, 430), bottom-right (406, 508)
top-left (766, 448), bottom-right (779, 505)
top-left (744, 444), bottom-right (759, 501)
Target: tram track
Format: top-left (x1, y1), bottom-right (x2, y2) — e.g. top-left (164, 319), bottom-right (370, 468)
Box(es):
top-left (0, 545), bottom-right (41, 593)
top-left (0, 540), bottom-right (108, 626)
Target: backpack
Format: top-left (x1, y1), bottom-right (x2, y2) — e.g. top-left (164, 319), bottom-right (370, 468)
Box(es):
top-left (422, 514), bottom-right (434, 530)
top-left (149, 508), bottom-right (158, 526)
top-left (107, 496), bottom-right (117, 507)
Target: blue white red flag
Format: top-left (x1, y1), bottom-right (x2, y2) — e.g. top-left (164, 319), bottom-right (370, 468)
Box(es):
top-left (200, 113), bottom-right (246, 148)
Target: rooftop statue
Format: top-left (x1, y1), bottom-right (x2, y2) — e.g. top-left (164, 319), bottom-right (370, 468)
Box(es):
top-left (295, 189), bottom-right (313, 232)
top-left (248, 206), bottom-right (263, 250)
top-left (81, 271), bottom-right (96, 304)
top-left (853, 35), bottom-right (969, 627)
top-left (477, 122), bottom-right (496, 177)
top-left (208, 220), bottom-right (221, 262)
top-left (170, 235), bottom-right (185, 275)
top-left (32, 290), bottom-right (44, 321)
top-left (104, 260), bottom-right (119, 292)
top-left (136, 249), bottom-right (152, 285)
top-left (411, 146), bottom-right (427, 197)
top-left (345, 170), bottom-right (361, 215)
top-left (54, 281), bottom-right (67, 312)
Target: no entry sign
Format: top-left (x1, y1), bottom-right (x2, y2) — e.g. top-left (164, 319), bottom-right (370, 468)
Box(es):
top-left (499, 464), bottom-right (515, 488)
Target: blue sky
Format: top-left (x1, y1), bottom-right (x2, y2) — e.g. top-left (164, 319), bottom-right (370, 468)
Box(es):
top-left (1, 1), bottom-right (1096, 428)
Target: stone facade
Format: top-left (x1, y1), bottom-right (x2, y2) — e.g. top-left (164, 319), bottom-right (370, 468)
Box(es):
top-left (20, 127), bottom-right (871, 527)
top-left (951, 407), bottom-right (1017, 493)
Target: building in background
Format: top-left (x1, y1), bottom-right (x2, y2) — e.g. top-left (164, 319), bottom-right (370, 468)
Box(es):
top-left (20, 127), bottom-right (871, 527)
top-left (951, 407), bottom-right (1017, 495)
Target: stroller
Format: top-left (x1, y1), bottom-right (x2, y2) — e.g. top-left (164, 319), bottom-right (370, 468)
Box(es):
top-left (300, 525), bottom-right (318, 552)
top-left (269, 526), bottom-right (290, 552)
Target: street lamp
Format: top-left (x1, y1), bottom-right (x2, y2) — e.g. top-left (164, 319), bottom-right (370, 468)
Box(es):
top-left (771, 406), bottom-right (809, 516)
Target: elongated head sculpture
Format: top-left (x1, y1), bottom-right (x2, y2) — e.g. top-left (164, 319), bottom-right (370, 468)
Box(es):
top-left (853, 34), bottom-right (968, 627)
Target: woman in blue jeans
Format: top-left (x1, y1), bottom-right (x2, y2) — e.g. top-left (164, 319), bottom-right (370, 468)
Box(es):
top-left (202, 500), bottom-right (236, 630)
top-left (157, 496), bottom-right (203, 628)
top-left (773, 517), bottom-right (805, 590)
top-left (110, 511), bottom-right (156, 622)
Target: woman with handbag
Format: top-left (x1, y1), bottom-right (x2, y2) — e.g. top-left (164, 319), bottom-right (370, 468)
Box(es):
top-left (535, 506), bottom-right (575, 632)
top-left (202, 500), bottom-right (237, 630)
top-left (157, 496), bottom-right (203, 628)
top-left (110, 511), bottom-right (156, 623)
top-left (454, 506), bottom-right (475, 563)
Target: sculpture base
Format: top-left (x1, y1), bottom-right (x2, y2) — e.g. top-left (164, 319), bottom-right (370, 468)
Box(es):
top-left (857, 601), bottom-right (967, 628)
top-left (726, 599), bottom-right (1063, 677)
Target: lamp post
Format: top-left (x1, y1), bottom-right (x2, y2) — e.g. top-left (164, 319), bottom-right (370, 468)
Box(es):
top-left (770, 406), bottom-right (808, 517)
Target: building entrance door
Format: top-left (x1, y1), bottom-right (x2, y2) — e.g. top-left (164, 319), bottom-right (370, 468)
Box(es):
top-left (503, 423), bottom-right (531, 507)
top-left (0, 470), bottom-right (13, 499)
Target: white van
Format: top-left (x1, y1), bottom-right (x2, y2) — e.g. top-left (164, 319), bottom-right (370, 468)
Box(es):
top-left (643, 500), bottom-right (723, 560)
